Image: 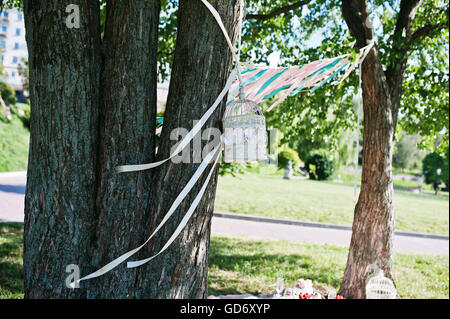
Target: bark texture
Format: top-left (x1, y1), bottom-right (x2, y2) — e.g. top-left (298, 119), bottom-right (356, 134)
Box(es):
top-left (339, 0), bottom-right (421, 298)
top-left (23, 0), bottom-right (102, 298)
top-left (133, 0), bottom-right (241, 298)
top-left (338, 47), bottom-right (396, 298)
top-left (23, 0), bottom-right (240, 299)
top-left (88, 0), bottom-right (160, 298)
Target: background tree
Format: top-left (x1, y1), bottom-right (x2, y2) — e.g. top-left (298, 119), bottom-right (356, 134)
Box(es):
top-left (156, 0), bottom-right (447, 298)
top-left (17, 58), bottom-right (29, 93)
top-left (338, 0), bottom-right (448, 297)
top-left (393, 134), bottom-right (425, 172)
top-left (239, 0), bottom-right (449, 297)
top-left (422, 149), bottom-right (449, 187)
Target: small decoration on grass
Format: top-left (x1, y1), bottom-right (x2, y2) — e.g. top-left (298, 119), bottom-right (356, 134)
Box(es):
top-left (280, 278), bottom-right (345, 299)
top-left (365, 264), bottom-right (397, 299)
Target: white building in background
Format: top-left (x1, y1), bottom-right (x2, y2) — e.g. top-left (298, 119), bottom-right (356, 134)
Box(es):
top-left (0, 8), bottom-right (28, 91)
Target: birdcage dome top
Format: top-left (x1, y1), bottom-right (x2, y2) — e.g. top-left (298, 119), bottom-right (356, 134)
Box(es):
top-left (223, 99), bottom-right (265, 129)
top-left (224, 99), bottom-right (263, 118)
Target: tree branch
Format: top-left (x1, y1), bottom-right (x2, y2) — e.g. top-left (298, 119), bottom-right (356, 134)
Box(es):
top-left (385, 0), bottom-right (421, 79)
top-left (385, 0), bottom-right (422, 120)
top-left (385, 0), bottom-right (422, 83)
top-left (392, 0), bottom-right (422, 38)
top-left (411, 22), bottom-right (448, 41)
top-left (245, 0), bottom-right (311, 21)
top-left (341, 0), bottom-right (372, 48)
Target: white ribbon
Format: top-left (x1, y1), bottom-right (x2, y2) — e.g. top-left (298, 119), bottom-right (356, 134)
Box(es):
top-left (116, 68), bottom-right (236, 173)
top-left (71, 143), bottom-right (223, 287)
top-left (200, 0), bottom-right (244, 85)
top-left (127, 145), bottom-right (222, 268)
top-left (117, 0), bottom-right (246, 174)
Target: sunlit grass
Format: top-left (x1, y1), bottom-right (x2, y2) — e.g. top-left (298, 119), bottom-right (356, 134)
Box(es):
top-left (215, 170), bottom-right (449, 235)
top-left (0, 223), bottom-right (24, 299)
top-left (209, 234), bottom-right (449, 299)
top-left (0, 115), bottom-right (30, 172)
top-left (0, 224), bottom-right (447, 299)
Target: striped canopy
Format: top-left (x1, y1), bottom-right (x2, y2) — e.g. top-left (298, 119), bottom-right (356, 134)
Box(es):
top-left (227, 43), bottom-right (373, 112)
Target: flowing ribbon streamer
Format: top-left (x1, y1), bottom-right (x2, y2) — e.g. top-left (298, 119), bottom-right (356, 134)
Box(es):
top-left (225, 43), bottom-right (375, 113)
top-left (71, 144), bottom-right (223, 287)
top-left (337, 42), bottom-right (374, 86)
top-left (127, 146), bottom-right (222, 268)
top-left (200, 0), bottom-right (244, 85)
top-left (116, 68), bottom-right (237, 173)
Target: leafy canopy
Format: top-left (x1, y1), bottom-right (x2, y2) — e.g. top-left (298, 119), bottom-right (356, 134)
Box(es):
top-left (2, 0), bottom-right (448, 154)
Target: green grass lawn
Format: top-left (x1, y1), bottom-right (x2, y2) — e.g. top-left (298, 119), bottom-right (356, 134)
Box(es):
top-left (1, 223), bottom-right (448, 299)
top-left (215, 170), bottom-right (449, 235)
top-left (337, 170), bottom-right (434, 191)
top-left (0, 223), bottom-right (23, 298)
top-left (209, 234), bottom-right (449, 299)
top-left (0, 115), bottom-right (30, 172)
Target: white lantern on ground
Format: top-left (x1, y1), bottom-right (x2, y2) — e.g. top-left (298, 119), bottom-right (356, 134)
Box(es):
top-left (365, 265), bottom-right (397, 299)
top-left (223, 99), bottom-right (267, 163)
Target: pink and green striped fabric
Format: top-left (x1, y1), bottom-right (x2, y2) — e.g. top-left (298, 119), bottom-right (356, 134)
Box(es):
top-left (228, 54), bottom-right (353, 112)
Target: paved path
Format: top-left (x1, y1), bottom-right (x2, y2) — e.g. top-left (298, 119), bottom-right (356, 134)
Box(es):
top-left (211, 215), bottom-right (449, 255)
top-left (0, 171), bottom-right (26, 223)
top-left (1, 171), bottom-right (448, 255)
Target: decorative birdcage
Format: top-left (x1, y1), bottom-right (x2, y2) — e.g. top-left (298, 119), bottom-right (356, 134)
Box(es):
top-left (365, 265), bottom-right (397, 299)
top-left (223, 99), bottom-right (267, 163)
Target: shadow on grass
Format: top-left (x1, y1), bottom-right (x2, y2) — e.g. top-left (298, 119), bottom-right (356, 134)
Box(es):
top-left (208, 236), bottom-right (344, 296)
top-left (0, 222), bottom-right (24, 298)
top-left (0, 261), bottom-right (23, 295)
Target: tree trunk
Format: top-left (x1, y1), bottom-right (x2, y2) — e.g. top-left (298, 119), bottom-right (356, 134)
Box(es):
top-left (133, 0), bottom-right (241, 298)
top-left (23, 0), bottom-right (102, 298)
top-left (87, 0), bottom-right (160, 298)
top-left (23, 0), bottom-right (240, 299)
top-left (338, 47), bottom-right (396, 299)
top-left (339, 0), bottom-right (421, 298)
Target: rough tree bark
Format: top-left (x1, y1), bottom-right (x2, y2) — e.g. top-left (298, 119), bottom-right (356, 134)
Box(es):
top-left (134, 0), bottom-right (241, 298)
top-left (88, 0), bottom-right (160, 298)
top-left (339, 0), bottom-right (422, 298)
top-left (23, 0), bottom-right (240, 299)
top-left (23, 0), bottom-right (102, 298)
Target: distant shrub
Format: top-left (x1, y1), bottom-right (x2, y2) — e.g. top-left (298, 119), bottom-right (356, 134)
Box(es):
top-left (305, 149), bottom-right (335, 180)
top-left (423, 150), bottom-right (449, 186)
top-left (0, 82), bottom-right (17, 106)
top-left (21, 105), bottom-right (30, 129)
top-left (219, 162), bottom-right (248, 177)
top-left (393, 134), bottom-right (425, 171)
top-left (278, 148), bottom-right (301, 170)
top-left (8, 103), bottom-right (31, 129)
top-left (0, 106), bottom-right (7, 122)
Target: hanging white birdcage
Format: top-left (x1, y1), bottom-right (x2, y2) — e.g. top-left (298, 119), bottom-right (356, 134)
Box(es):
top-left (365, 265), bottom-right (397, 299)
top-left (223, 99), bottom-right (267, 163)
